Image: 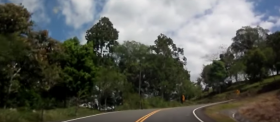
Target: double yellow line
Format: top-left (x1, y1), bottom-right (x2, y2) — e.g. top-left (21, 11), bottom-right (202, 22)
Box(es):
top-left (135, 109), bottom-right (162, 122)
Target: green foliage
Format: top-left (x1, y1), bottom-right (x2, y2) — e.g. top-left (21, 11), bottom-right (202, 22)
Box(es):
top-left (0, 4), bottom-right (196, 121)
top-left (200, 25), bottom-right (280, 96)
top-left (209, 60), bottom-right (227, 82)
top-left (1, 3), bottom-right (280, 122)
top-left (0, 107), bottom-right (100, 122)
top-left (0, 3), bottom-right (33, 34)
top-left (244, 48), bottom-right (267, 81)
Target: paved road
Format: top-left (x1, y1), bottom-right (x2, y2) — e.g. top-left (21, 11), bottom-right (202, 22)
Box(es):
top-left (62, 103), bottom-right (221, 122)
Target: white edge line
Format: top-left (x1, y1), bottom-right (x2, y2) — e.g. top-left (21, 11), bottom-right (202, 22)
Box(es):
top-left (232, 112), bottom-right (236, 119)
top-left (192, 99), bottom-right (234, 122)
top-left (62, 111), bottom-right (120, 122)
top-left (62, 108), bottom-right (155, 122)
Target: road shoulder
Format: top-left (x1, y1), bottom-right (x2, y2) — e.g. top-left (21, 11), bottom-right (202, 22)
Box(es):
top-left (193, 100), bottom-right (234, 122)
top-left (194, 107), bottom-right (217, 122)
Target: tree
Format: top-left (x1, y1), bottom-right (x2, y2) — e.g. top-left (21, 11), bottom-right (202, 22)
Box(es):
top-left (228, 59), bottom-right (246, 82)
top-left (209, 60), bottom-right (227, 93)
top-left (95, 67), bottom-right (125, 108)
top-left (149, 34), bottom-right (189, 100)
top-left (201, 64), bottom-right (212, 86)
top-left (262, 47), bottom-right (276, 76)
top-left (85, 17), bottom-right (119, 66)
top-left (62, 37), bottom-right (96, 99)
top-left (267, 31), bottom-right (280, 74)
top-left (114, 41), bottom-right (150, 94)
top-left (200, 60), bottom-right (227, 93)
top-left (244, 48), bottom-right (267, 81)
top-left (0, 3), bottom-right (33, 34)
top-left (230, 26), bottom-right (268, 57)
top-left (0, 33), bottom-right (30, 108)
top-left (0, 3), bottom-right (35, 108)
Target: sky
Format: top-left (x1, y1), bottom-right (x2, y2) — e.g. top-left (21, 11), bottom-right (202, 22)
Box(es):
top-left (1, 0), bottom-right (280, 81)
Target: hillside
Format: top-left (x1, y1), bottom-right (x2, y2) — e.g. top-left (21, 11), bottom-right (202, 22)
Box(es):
top-left (202, 75), bottom-right (280, 122)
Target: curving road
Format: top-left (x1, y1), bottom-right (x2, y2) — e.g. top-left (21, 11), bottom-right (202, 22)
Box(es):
top-left (63, 101), bottom-right (232, 122)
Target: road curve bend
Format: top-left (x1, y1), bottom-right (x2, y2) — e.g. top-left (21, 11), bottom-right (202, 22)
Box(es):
top-left (62, 100), bottom-right (233, 122)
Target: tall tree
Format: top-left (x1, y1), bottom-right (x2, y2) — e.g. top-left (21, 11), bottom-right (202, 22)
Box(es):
top-left (230, 26), bottom-right (268, 58)
top-left (85, 17), bottom-right (119, 66)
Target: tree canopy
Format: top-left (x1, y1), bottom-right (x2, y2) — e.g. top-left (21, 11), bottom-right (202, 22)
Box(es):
top-left (199, 25), bottom-right (280, 93)
top-left (0, 3), bottom-right (198, 111)
top-left (1, 3), bottom-right (280, 115)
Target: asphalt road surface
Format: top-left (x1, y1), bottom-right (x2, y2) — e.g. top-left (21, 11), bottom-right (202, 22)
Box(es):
top-left (63, 101), bottom-right (232, 122)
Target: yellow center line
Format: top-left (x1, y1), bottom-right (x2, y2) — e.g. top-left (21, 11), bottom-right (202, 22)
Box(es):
top-left (135, 109), bottom-right (162, 122)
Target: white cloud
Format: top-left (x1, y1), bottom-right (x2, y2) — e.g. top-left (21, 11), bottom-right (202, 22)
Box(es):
top-left (58, 0), bottom-right (100, 44)
top-left (7, 0), bottom-right (50, 24)
top-left (266, 8), bottom-right (280, 29)
top-left (3, 0), bottom-right (280, 81)
top-left (58, 0), bottom-right (96, 29)
top-left (79, 32), bottom-right (87, 44)
top-left (99, 0), bottom-right (278, 81)
top-left (267, 16), bottom-right (280, 27)
top-left (59, 0), bottom-right (280, 81)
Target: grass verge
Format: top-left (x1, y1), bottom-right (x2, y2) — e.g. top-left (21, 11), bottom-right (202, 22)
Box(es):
top-left (0, 107), bottom-right (100, 122)
top-left (204, 108), bottom-right (235, 122)
top-left (1, 97), bottom-right (193, 122)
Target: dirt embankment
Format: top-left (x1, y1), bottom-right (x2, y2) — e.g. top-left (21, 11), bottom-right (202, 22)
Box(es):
top-left (237, 91), bottom-right (280, 122)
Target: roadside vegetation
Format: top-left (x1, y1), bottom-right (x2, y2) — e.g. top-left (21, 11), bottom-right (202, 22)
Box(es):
top-left (196, 9), bottom-right (280, 121)
top-left (0, 3), bottom-right (199, 122)
top-left (1, 2), bottom-right (280, 122)
top-left (0, 107), bottom-right (100, 122)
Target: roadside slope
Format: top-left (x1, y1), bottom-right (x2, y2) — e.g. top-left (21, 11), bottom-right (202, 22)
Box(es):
top-left (204, 90), bottom-right (279, 122)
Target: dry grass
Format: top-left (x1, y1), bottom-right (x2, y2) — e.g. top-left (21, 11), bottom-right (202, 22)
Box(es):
top-left (238, 91), bottom-right (280, 122)
top-left (205, 90), bottom-right (280, 122)
top-left (205, 107), bottom-right (236, 122)
top-left (201, 75), bottom-right (280, 122)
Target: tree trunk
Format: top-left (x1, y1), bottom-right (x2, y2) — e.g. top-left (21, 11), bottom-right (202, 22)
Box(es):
top-left (139, 68), bottom-right (141, 109)
top-left (105, 96), bottom-right (107, 110)
top-left (75, 97), bottom-right (79, 116)
top-left (4, 83), bottom-right (12, 109)
top-left (40, 109), bottom-right (44, 122)
top-left (161, 90), bottom-right (164, 99)
top-left (98, 84), bottom-right (101, 110)
top-left (4, 68), bottom-right (21, 109)
top-left (63, 99), bottom-right (67, 108)
top-left (91, 94), bottom-right (95, 110)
